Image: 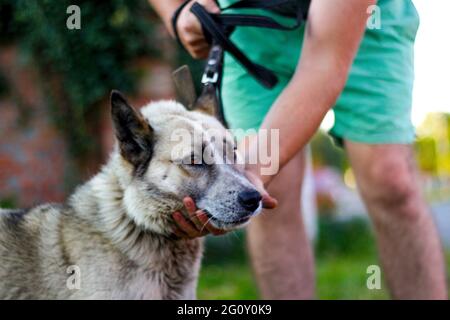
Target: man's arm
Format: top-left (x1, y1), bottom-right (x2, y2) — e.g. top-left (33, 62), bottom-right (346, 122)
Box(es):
top-left (246, 0), bottom-right (377, 185)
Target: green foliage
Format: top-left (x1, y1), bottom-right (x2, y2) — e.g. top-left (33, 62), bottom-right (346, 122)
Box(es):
top-left (415, 137), bottom-right (438, 174)
top-left (0, 197), bottom-right (17, 209)
top-left (311, 131), bottom-right (348, 172)
top-left (316, 217), bottom-right (376, 258)
top-left (1, 0), bottom-right (160, 157)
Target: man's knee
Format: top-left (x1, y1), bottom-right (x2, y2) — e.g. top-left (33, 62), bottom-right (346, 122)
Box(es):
top-left (360, 152), bottom-right (422, 220)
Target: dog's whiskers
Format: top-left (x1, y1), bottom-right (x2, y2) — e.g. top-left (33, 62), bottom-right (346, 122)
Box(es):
top-left (200, 216), bottom-right (213, 233)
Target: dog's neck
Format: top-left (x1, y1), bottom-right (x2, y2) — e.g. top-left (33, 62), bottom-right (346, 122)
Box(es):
top-left (69, 153), bottom-right (193, 267)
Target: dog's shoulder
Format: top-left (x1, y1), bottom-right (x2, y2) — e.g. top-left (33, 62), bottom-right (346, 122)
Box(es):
top-left (0, 203), bottom-right (69, 235)
top-left (0, 208), bottom-right (30, 227)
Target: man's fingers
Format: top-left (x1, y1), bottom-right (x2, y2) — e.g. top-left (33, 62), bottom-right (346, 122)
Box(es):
top-left (173, 211), bottom-right (202, 238)
top-left (199, 0), bottom-right (221, 14)
top-left (176, 197), bottom-right (229, 237)
top-left (172, 227), bottom-right (189, 239)
top-left (183, 197), bottom-right (197, 215)
top-left (243, 169), bottom-right (278, 210)
top-left (176, 0), bottom-right (219, 60)
top-left (188, 46), bottom-right (209, 59)
top-left (183, 197), bottom-right (206, 230)
top-left (262, 195), bottom-right (278, 209)
top-left (197, 212), bottom-right (227, 236)
top-left (257, 187), bottom-right (278, 209)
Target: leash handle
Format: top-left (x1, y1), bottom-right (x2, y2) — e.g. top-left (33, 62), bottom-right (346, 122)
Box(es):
top-left (189, 0), bottom-right (307, 89)
top-left (191, 2), bottom-right (279, 89)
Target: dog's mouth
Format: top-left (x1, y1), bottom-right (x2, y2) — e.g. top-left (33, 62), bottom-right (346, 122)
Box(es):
top-left (203, 203), bottom-right (262, 230)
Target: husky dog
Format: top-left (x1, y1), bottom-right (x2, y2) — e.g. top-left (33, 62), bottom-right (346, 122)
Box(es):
top-left (0, 91), bottom-right (262, 299)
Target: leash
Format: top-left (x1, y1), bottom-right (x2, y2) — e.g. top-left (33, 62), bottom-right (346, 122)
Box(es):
top-left (190, 0), bottom-right (308, 89)
top-left (200, 44), bottom-right (227, 124)
top-left (172, 0), bottom-right (308, 125)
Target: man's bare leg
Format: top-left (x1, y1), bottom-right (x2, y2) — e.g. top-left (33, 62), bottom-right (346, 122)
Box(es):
top-left (247, 151), bottom-right (315, 299)
top-left (346, 141), bottom-right (447, 299)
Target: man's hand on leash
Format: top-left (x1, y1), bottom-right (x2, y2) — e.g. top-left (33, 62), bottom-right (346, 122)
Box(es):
top-left (175, 0), bottom-right (220, 59)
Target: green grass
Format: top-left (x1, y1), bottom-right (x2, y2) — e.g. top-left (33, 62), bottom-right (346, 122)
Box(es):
top-left (198, 254), bottom-right (389, 300)
top-left (316, 254), bottom-right (388, 299)
top-left (198, 218), bottom-right (449, 300)
top-left (199, 264), bottom-right (258, 299)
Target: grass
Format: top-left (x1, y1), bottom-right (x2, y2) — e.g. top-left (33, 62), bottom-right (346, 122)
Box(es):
top-left (198, 264), bottom-right (258, 299)
top-left (198, 217), bottom-right (450, 300)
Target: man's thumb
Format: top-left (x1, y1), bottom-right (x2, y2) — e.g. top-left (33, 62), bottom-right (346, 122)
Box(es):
top-left (201, 0), bottom-right (221, 14)
top-left (261, 192), bottom-right (278, 209)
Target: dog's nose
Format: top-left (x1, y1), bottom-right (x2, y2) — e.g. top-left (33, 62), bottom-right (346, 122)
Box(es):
top-left (238, 189), bottom-right (262, 212)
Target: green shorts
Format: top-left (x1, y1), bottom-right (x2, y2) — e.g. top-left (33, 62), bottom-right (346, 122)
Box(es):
top-left (220, 0), bottom-right (420, 144)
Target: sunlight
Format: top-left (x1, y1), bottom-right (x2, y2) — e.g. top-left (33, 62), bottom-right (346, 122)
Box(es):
top-left (412, 0), bottom-right (450, 127)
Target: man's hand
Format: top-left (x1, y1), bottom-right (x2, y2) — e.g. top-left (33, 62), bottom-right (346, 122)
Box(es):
top-left (172, 197), bottom-right (226, 239)
top-left (244, 167), bottom-right (278, 210)
top-left (238, 134), bottom-right (278, 209)
top-left (176, 0), bottom-right (220, 59)
top-left (149, 0), bottom-right (220, 59)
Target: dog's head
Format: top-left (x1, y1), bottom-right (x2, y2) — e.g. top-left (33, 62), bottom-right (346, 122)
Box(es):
top-left (110, 91), bottom-right (261, 235)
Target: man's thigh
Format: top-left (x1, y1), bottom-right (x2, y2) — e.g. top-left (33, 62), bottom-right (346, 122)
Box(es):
top-left (330, 0), bottom-right (418, 146)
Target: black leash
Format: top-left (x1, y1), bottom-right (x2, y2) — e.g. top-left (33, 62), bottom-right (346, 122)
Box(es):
top-left (172, 0), bottom-right (308, 125)
top-left (190, 0), bottom-right (307, 89)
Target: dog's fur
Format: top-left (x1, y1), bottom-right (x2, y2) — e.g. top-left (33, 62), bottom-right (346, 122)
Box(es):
top-left (0, 91), bottom-right (261, 299)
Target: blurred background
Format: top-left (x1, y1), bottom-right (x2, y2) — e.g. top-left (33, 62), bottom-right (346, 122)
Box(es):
top-left (0, 0), bottom-right (448, 299)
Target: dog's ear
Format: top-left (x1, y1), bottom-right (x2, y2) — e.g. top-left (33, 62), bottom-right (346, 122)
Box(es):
top-left (192, 84), bottom-right (218, 117)
top-left (110, 90), bottom-right (153, 172)
top-left (172, 65), bottom-right (197, 110)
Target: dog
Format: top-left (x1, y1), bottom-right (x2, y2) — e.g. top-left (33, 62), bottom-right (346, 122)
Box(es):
top-left (0, 90), bottom-right (262, 299)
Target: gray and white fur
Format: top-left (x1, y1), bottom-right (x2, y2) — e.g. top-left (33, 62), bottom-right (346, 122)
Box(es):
top-left (0, 91), bottom-right (262, 299)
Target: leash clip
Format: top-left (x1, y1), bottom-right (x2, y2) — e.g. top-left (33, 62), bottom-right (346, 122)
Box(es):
top-left (201, 68), bottom-right (218, 84)
top-left (201, 45), bottom-right (222, 85)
